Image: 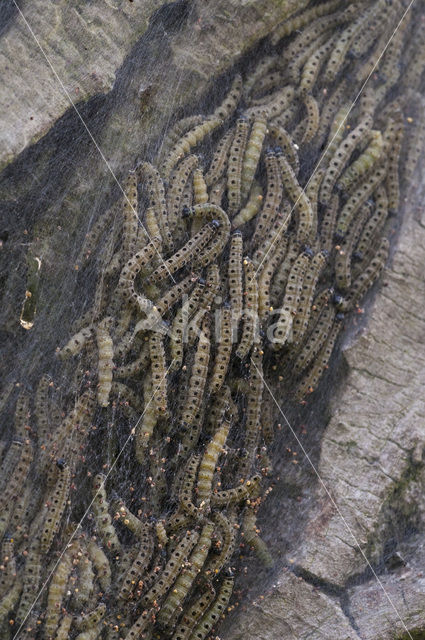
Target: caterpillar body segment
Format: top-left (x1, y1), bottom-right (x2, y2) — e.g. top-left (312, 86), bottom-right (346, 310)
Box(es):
top-left (197, 419), bottom-right (231, 509)
top-left (189, 575), bottom-right (234, 640)
top-left (240, 115), bottom-right (267, 202)
top-left (236, 257), bottom-right (259, 359)
top-left (157, 522), bottom-right (214, 627)
top-left (162, 116), bottom-right (223, 179)
top-left (211, 306), bottom-right (233, 393)
top-left (205, 129), bottom-right (234, 187)
top-left (227, 117), bottom-right (250, 216)
top-left (252, 150), bottom-right (282, 245)
top-left (231, 181), bottom-right (263, 228)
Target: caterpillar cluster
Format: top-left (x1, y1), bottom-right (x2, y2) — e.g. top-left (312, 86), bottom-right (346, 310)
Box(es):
top-left (1, 1), bottom-right (424, 639)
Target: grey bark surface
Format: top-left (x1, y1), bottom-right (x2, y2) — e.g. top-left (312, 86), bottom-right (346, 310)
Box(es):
top-left (1, 2), bottom-right (425, 640)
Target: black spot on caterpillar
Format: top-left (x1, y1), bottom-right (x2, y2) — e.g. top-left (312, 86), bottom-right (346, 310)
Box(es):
top-left (227, 117), bottom-right (250, 216)
top-left (190, 575), bottom-right (234, 640)
top-left (236, 257), bottom-right (259, 359)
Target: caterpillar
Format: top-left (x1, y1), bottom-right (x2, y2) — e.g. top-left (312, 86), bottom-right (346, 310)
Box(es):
top-left (267, 124), bottom-right (299, 174)
top-left (39, 461), bottom-right (71, 555)
top-left (271, 0), bottom-right (342, 44)
top-left (189, 574), bottom-right (234, 640)
top-left (180, 319), bottom-right (211, 429)
top-left (287, 31), bottom-right (330, 85)
top-left (149, 332), bottom-right (168, 417)
top-left (171, 585), bottom-right (216, 640)
top-left (112, 497), bottom-right (145, 538)
top-left (316, 82), bottom-right (349, 148)
top-left (210, 306), bottom-right (233, 393)
top-left (58, 325), bottom-right (95, 359)
top-left (299, 31), bottom-right (339, 96)
top-left (271, 252), bottom-right (310, 349)
top-left (337, 130), bottom-right (383, 193)
top-left (295, 315), bottom-right (344, 400)
top-left (320, 116), bottom-right (373, 206)
top-left (242, 507), bottom-right (273, 568)
top-left (277, 150), bottom-right (313, 244)
top-left (319, 193), bottom-right (339, 254)
top-left (76, 603), bottom-right (107, 631)
top-left (213, 73), bottom-right (243, 121)
top-left (192, 168), bottom-right (208, 206)
top-left (116, 239), bottom-right (160, 299)
top-left (118, 523), bottom-right (154, 600)
top-left (179, 454), bottom-right (201, 518)
top-left (240, 114), bottom-right (267, 202)
top-left (170, 278), bottom-right (207, 370)
top-left (96, 318), bottom-right (114, 408)
top-left (385, 115), bottom-right (404, 214)
top-left (162, 116), bottom-right (223, 179)
top-left (87, 540), bottom-right (111, 592)
top-left (13, 391), bottom-right (30, 440)
top-left (157, 521), bottom-right (214, 627)
top-left (211, 474), bottom-right (261, 507)
top-left (232, 182), bottom-right (263, 230)
top-left (162, 115), bottom-right (204, 155)
top-left (291, 251), bottom-right (327, 346)
top-left (354, 185), bottom-right (388, 261)
top-left (205, 511), bottom-right (237, 577)
top-left (349, 0), bottom-right (392, 59)
top-left (187, 205), bottom-right (231, 268)
top-left (187, 265), bottom-right (220, 347)
top-left (73, 543), bottom-right (95, 607)
top-left (0, 437), bottom-right (33, 516)
top-left (205, 129), bottom-right (234, 187)
top-left (167, 154), bottom-right (199, 234)
top-left (208, 178), bottom-right (226, 207)
top-left (142, 530), bottom-right (199, 607)
top-left (304, 167), bottom-right (325, 244)
top-left (149, 221), bottom-right (218, 282)
top-left (269, 235), bottom-right (301, 310)
top-left (293, 300), bottom-right (336, 376)
top-left (301, 94), bottom-right (320, 144)
top-left (227, 117), bottom-right (250, 216)
top-left (144, 205), bottom-right (162, 243)
top-left (236, 257), bottom-right (259, 359)
top-left (44, 543), bottom-right (74, 639)
top-left (124, 607), bottom-right (156, 640)
top-left (54, 614), bottom-right (73, 640)
top-left (91, 473), bottom-right (121, 554)
top-left (334, 204), bottom-right (370, 291)
top-left (227, 231), bottom-right (243, 338)
top-left (246, 86), bottom-right (295, 121)
top-left (250, 69), bottom-right (285, 100)
top-left (341, 237), bottom-right (389, 312)
top-left (252, 150), bottom-right (282, 245)
top-left (252, 202), bottom-right (292, 271)
top-left (197, 418), bottom-right (231, 509)
top-left (134, 375), bottom-right (157, 463)
top-left (335, 163), bottom-right (387, 238)
top-left (121, 171), bottom-right (141, 261)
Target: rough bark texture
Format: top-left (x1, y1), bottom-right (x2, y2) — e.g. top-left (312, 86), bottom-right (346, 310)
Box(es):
top-left (1, 2), bottom-right (424, 639)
